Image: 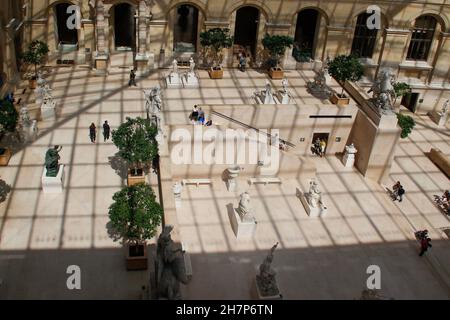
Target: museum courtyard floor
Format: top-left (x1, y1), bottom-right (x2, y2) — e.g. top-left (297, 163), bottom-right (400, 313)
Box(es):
top-left (0, 66), bottom-right (449, 299)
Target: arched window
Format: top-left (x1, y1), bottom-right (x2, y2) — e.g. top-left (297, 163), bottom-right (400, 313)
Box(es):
top-left (407, 15), bottom-right (437, 61)
top-left (351, 12), bottom-right (378, 58)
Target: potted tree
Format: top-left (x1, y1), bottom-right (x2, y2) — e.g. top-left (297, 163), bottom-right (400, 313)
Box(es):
top-left (393, 82), bottom-right (411, 107)
top-left (397, 113), bottom-right (416, 138)
top-left (108, 183), bottom-right (163, 270)
top-left (0, 99), bottom-right (19, 166)
top-left (262, 34), bottom-right (294, 79)
top-left (200, 28), bottom-right (234, 79)
top-left (21, 40), bottom-right (49, 89)
top-left (112, 117), bottom-right (158, 186)
top-left (327, 55), bottom-right (364, 106)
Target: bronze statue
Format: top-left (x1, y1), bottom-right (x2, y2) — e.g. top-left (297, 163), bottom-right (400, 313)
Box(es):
top-left (257, 242), bottom-right (280, 297)
top-left (45, 145), bottom-right (62, 177)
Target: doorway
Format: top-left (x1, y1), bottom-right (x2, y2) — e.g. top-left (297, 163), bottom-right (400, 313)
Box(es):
top-left (293, 9), bottom-right (319, 61)
top-left (311, 133), bottom-right (330, 155)
top-left (233, 6), bottom-right (260, 58)
top-left (114, 3), bottom-right (135, 49)
top-left (173, 5), bottom-right (199, 53)
top-left (401, 93), bottom-right (420, 113)
top-left (55, 3), bottom-right (78, 46)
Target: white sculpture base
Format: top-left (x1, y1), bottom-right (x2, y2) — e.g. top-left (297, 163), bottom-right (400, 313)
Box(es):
top-left (174, 194), bottom-right (182, 209)
top-left (165, 73), bottom-right (183, 89)
top-left (42, 165), bottom-right (65, 194)
top-left (276, 92), bottom-right (290, 104)
top-left (182, 73), bottom-right (199, 88)
top-left (428, 111), bottom-right (448, 127)
top-left (342, 153), bottom-right (356, 167)
top-left (41, 102), bottom-right (56, 121)
top-left (226, 179), bottom-right (237, 192)
top-left (299, 192), bottom-right (328, 217)
top-left (230, 208), bottom-right (257, 239)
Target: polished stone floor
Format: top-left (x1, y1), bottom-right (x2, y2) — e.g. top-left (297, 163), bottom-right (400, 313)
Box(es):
top-left (0, 66), bottom-right (449, 299)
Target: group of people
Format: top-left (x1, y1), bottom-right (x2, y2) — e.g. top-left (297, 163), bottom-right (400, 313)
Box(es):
top-left (312, 138), bottom-right (327, 157)
top-left (189, 105), bottom-right (212, 126)
top-left (392, 181), bottom-right (406, 202)
top-left (89, 121), bottom-right (111, 144)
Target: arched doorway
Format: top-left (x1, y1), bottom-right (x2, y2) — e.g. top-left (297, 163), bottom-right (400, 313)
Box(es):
top-left (113, 3), bottom-right (136, 50)
top-left (233, 6), bottom-right (260, 58)
top-left (292, 8), bottom-right (326, 62)
top-left (173, 4), bottom-right (199, 53)
top-left (54, 3), bottom-right (78, 47)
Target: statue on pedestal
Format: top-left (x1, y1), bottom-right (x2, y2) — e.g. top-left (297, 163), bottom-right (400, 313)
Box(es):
top-left (307, 65), bottom-right (332, 99)
top-left (256, 242), bottom-right (280, 297)
top-left (237, 192), bottom-right (253, 220)
top-left (173, 182), bottom-right (183, 201)
top-left (20, 104), bottom-right (31, 127)
top-left (172, 59), bottom-right (178, 74)
top-left (156, 225), bottom-right (190, 300)
top-left (189, 57), bottom-right (195, 75)
top-left (45, 145), bottom-right (62, 177)
top-left (343, 143), bottom-right (358, 167)
top-left (307, 179), bottom-right (322, 208)
top-left (441, 99), bottom-right (449, 117)
top-left (369, 69), bottom-right (395, 114)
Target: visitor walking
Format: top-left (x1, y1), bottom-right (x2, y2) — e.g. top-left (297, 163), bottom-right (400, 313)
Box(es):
top-left (313, 138), bottom-right (321, 156)
top-left (103, 120), bottom-right (111, 142)
top-left (239, 53), bottom-right (247, 72)
top-left (190, 105), bottom-right (199, 124)
top-left (392, 181), bottom-right (405, 202)
top-left (397, 185), bottom-right (405, 202)
top-left (89, 123), bottom-right (97, 143)
top-left (320, 139), bottom-right (327, 157)
top-left (419, 237), bottom-right (432, 257)
top-left (129, 69), bottom-right (137, 87)
top-left (198, 107), bottom-right (205, 125)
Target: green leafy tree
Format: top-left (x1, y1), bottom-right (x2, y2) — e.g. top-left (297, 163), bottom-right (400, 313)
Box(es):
top-left (0, 99), bottom-right (19, 139)
top-left (112, 117), bottom-right (158, 175)
top-left (262, 34), bottom-right (294, 68)
top-left (327, 55), bottom-right (364, 96)
top-left (393, 82), bottom-right (411, 105)
top-left (21, 40), bottom-right (49, 79)
top-left (397, 113), bottom-right (416, 139)
top-left (200, 28), bottom-right (234, 68)
top-left (109, 184), bottom-right (163, 245)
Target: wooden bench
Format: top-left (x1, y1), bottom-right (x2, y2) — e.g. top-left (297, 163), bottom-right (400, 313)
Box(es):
top-left (248, 177), bottom-right (282, 186)
top-left (429, 148), bottom-right (450, 177)
top-left (182, 179), bottom-right (213, 187)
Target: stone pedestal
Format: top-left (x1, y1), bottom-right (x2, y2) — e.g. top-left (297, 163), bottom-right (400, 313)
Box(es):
top-left (94, 53), bottom-right (109, 75)
top-left (226, 166), bottom-right (240, 192)
top-left (41, 102), bottom-right (56, 121)
top-left (165, 72), bottom-right (183, 89)
top-left (299, 192), bottom-right (328, 217)
top-left (42, 165), bottom-right (65, 193)
top-left (428, 111), bottom-right (448, 127)
top-left (342, 152), bottom-right (355, 167)
top-left (255, 272), bottom-right (282, 300)
top-left (182, 73), bottom-right (199, 88)
top-left (135, 53), bottom-right (150, 75)
top-left (229, 208), bottom-right (257, 239)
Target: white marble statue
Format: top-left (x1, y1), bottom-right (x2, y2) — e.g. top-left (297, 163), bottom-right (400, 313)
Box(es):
top-left (369, 69), bottom-right (396, 114)
top-left (263, 81), bottom-right (276, 104)
top-left (238, 192), bottom-right (252, 218)
top-left (20, 105), bottom-right (31, 127)
top-left (342, 143), bottom-right (358, 167)
top-left (307, 65), bottom-right (332, 99)
top-left (173, 182), bottom-right (183, 201)
top-left (281, 78), bottom-right (288, 94)
top-left (189, 57), bottom-right (195, 75)
top-left (172, 59), bottom-right (178, 74)
top-left (307, 179), bottom-right (322, 208)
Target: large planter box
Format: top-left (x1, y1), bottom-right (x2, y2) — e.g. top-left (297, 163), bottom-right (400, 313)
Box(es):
top-left (330, 93), bottom-right (350, 106)
top-left (208, 67), bottom-right (223, 79)
top-left (269, 67), bottom-right (284, 79)
top-left (127, 169), bottom-right (146, 186)
top-left (126, 244), bottom-right (148, 271)
top-left (0, 148), bottom-right (12, 166)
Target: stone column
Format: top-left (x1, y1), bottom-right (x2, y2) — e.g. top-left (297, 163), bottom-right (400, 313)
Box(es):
top-left (93, 0), bottom-right (109, 74)
top-left (135, 0), bottom-right (152, 73)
